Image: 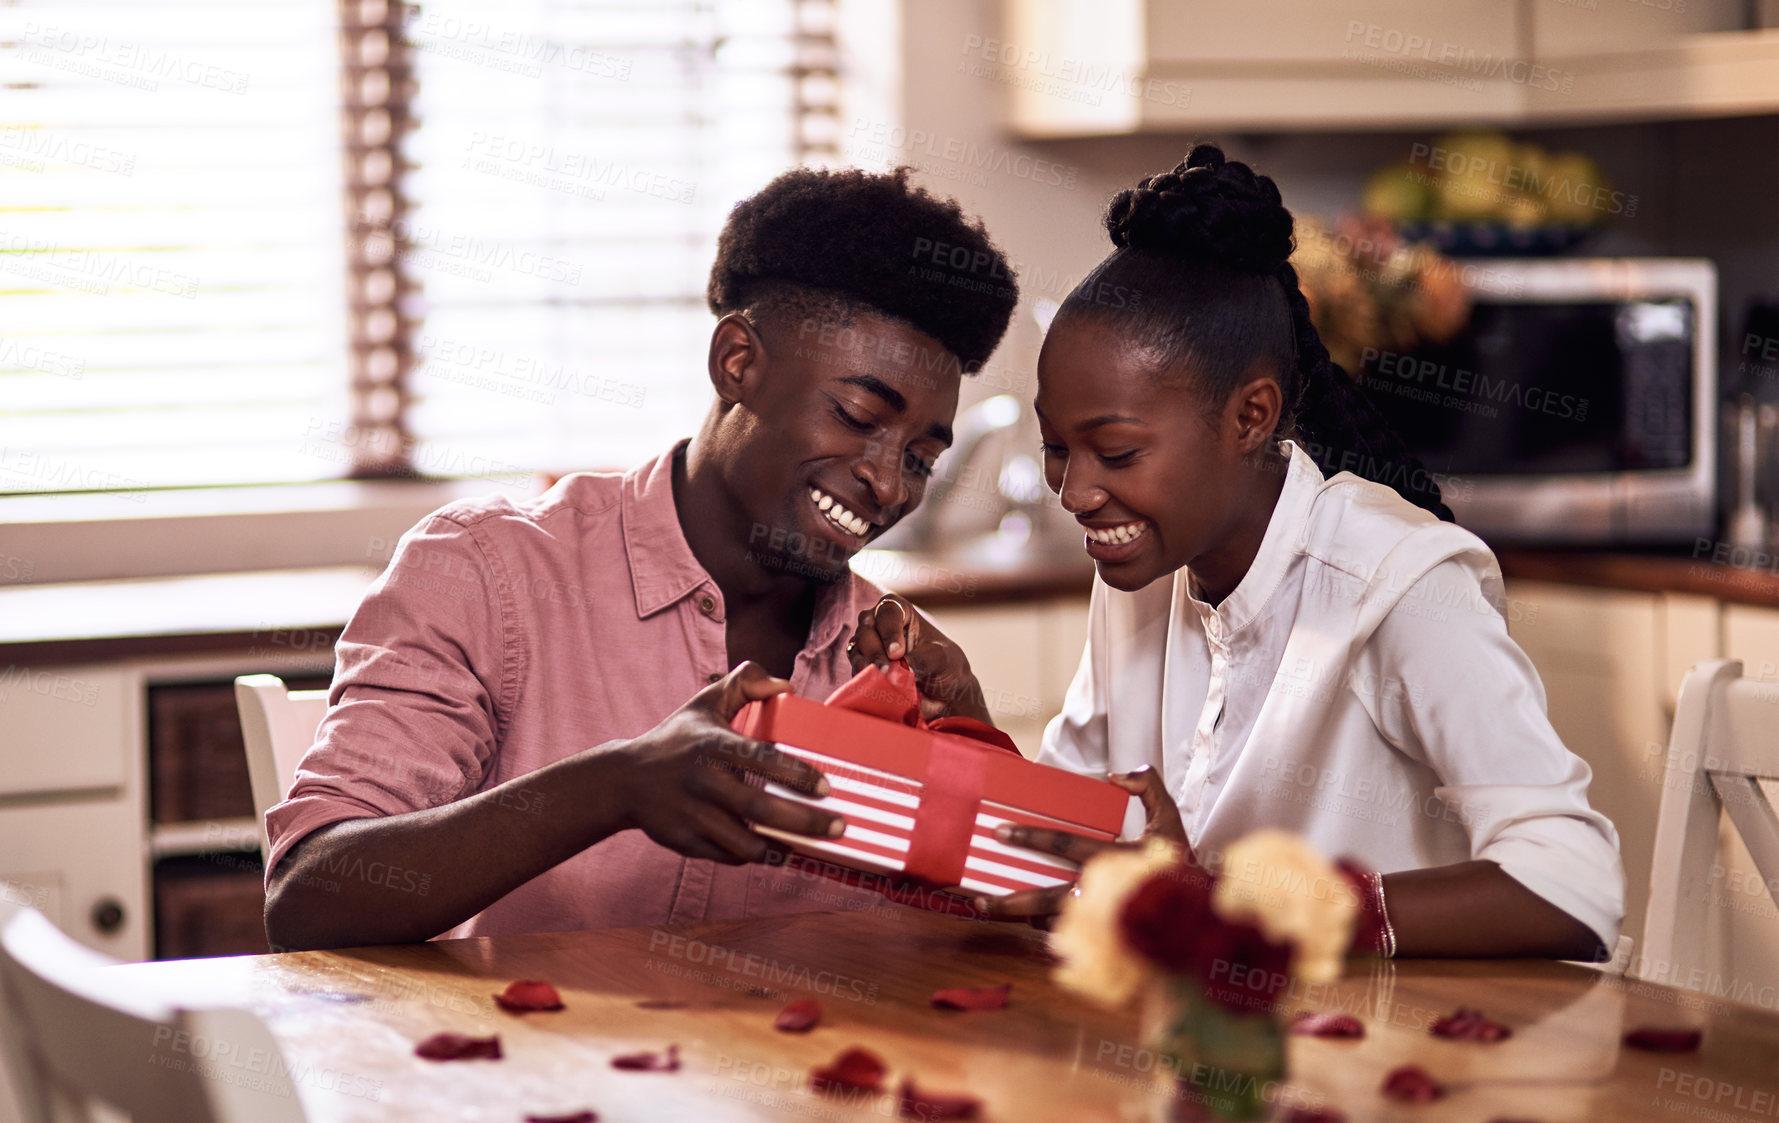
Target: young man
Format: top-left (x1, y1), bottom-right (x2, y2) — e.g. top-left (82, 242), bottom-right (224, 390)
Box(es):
top-left (263, 168), bottom-right (1017, 950)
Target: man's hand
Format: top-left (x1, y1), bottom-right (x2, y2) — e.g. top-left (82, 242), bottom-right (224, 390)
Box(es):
top-left (975, 766), bottom-right (1188, 925)
top-left (848, 593), bottom-right (992, 725)
top-left (604, 662), bottom-right (846, 864)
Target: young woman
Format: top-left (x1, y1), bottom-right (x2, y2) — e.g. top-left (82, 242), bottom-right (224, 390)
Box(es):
top-left (850, 145), bottom-right (1622, 960)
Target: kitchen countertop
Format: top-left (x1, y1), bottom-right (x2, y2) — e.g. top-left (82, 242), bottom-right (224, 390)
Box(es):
top-left (1494, 549), bottom-right (1779, 609)
top-left (1, 549), bottom-right (1772, 667)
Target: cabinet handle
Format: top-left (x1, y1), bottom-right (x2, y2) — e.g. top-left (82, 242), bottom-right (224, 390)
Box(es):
top-left (90, 897), bottom-right (126, 934)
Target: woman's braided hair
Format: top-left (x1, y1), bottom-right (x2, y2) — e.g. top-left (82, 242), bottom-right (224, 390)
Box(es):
top-left (1067, 142), bottom-right (1453, 521)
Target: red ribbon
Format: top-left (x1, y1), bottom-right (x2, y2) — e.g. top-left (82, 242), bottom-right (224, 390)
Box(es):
top-left (822, 660), bottom-right (1018, 888)
top-left (823, 660), bottom-right (1020, 755)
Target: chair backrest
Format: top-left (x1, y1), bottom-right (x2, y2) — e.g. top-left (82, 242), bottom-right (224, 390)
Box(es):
top-left (234, 675), bottom-right (329, 866)
top-left (0, 900), bottom-right (306, 1122)
top-left (1641, 659), bottom-right (1779, 987)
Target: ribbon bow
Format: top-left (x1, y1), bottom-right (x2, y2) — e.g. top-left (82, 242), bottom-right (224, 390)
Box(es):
top-left (823, 659), bottom-right (1020, 756)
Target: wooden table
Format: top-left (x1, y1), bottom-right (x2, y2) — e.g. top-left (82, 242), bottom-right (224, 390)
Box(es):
top-left (108, 907), bottom-right (1779, 1122)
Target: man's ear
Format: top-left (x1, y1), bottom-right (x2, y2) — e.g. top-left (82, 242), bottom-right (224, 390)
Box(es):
top-left (1230, 371), bottom-right (1283, 456)
top-left (707, 312), bottom-right (767, 405)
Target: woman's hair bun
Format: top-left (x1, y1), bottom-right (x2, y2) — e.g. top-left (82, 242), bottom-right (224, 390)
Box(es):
top-left (1103, 143), bottom-right (1293, 276)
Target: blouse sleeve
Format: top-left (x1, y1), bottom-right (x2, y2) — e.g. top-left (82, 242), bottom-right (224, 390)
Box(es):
top-left (1351, 558), bottom-right (1625, 953)
top-left (264, 509), bottom-right (518, 877)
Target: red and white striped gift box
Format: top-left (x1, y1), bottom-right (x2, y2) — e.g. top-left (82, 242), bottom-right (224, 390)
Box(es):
top-left (733, 691), bottom-right (1129, 897)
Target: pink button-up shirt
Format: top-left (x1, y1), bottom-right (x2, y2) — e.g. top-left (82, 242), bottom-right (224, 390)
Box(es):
top-left (266, 443), bottom-right (889, 938)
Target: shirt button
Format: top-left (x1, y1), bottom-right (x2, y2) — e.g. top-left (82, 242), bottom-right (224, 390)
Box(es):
top-left (698, 594), bottom-right (717, 615)
top-left (707, 672), bottom-right (722, 684)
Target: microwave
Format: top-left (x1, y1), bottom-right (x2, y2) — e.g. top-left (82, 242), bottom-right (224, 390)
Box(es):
top-left (1356, 258), bottom-right (1716, 545)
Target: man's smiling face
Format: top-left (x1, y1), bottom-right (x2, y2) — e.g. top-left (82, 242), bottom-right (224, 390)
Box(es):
top-left (720, 309), bottom-right (961, 583)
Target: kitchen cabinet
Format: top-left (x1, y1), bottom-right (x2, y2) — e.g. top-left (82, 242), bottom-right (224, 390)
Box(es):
top-left (1000, 0), bottom-right (1779, 135)
top-left (0, 567), bottom-right (366, 961)
top-left (1506, 580), bottom-right (1779, 1000)
top-left (922, 595), bottom-right (1091, 759)
top-left (0, 653), bottom-right (335, 962)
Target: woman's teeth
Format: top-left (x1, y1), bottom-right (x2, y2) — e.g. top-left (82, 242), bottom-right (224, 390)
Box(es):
top-left (811, 487), bottom-right (870, 536)
top-left (1086, 521), bottom-right (1147, 546)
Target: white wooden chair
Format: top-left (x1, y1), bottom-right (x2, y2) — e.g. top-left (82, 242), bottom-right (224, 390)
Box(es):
top-left (233, 676), bottom-right (329, 866)
top-left (1641, 659), bottom-right (1779, 988)
top-left (0, 899), bottom-right (306, 1122)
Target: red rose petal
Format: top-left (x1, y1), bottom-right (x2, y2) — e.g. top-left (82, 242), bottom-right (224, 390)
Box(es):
top-left (525, 1113), bottom-right (597, 1123)
top-left (1280, 1108), bottom-right (1347, 1123)
top-left (1381, 1064), bottom-right (1444, 1102)
top-left (414, 1032), bottom-right (502, 1061)
top-left (495, 979), bottom-right (565, 1013)
top-left (610, 1045), bottom-right (680, 1072)
top-left (1289, 1012), bottom-right (1365, 1039)
top-left (930, 983), bottom-right (1011, 1011)
top-left (1624, 1026), bottom-right (1703, 1052)
top-left (897, 1078), bottom-right (981, 1120)
top-left (811, 1047), bottom-right (887, 1094)
top-left (775, 998), bottom-right (823, 1032)
top-left (1430, 1006), bottom-right (1512, 1042)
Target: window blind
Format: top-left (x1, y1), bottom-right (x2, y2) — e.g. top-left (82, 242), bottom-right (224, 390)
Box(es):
top-left (0, 0), bottom-right (353, 496)
top-left (398, 0), bottom-right (839, 476)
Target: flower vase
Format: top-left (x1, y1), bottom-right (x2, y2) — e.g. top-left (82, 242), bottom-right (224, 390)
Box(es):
top-left (1144, 975), bottom-right (1286, 1121)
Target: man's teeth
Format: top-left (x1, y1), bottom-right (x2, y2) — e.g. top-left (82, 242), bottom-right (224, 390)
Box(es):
top-left (811, 488), bottom-right (870, 536)
top-left (1085, 522), bottom-right (1148, 546)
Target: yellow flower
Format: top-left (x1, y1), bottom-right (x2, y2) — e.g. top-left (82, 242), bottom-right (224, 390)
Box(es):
top-left (1211, 830), bottom-right (1358, 984)
top-left (1050, 838), bottom-right (1181, 1008)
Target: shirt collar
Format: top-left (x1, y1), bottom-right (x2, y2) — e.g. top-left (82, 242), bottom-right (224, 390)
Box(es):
top-left (1187, 439), bottom-right (1323, 634)
top-left (621, 440), bottom-right (710, 619)
top-left (620, 441), bottom-right (866, 655)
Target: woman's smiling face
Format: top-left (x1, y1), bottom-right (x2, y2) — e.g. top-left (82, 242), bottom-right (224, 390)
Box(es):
top-left (1035, 313), bottom-right (1279, 595)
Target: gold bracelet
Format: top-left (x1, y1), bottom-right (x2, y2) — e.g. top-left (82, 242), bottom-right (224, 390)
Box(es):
top-left (1370, 871), bottom-right (1397, 959)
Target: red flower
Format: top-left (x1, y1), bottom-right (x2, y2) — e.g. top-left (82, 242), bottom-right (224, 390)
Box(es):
top-left (1117, 862), bottom-right (1292, 1014)
top-left (811, 1047), bottom-right (888, 1094)
top-left (609, 1045), bottom-right (679, 1072)
top-left (1381, 1065), bottom-right (1444, 1102)
top-left (897, 1078), bottom-right (981, 1120)
top-left (1118, 865), bottom-right (1215, 974)
top-left (1289, 1012), bottom-right (1365, 1038)
top-left (494, 980), bottom-right (565, 1013)
top-left (1191, 917), bottom-right (1293, 1014)
top-left (930, 984), bottom-right (1010, 1011)
top-left (1430, 1007), bottom-right (1511, 1042)
top-left (1624, 1026), bottom-right (1702, 1052)
top-left (414, 1032), bottom-right (502, 1061)
top-left (775, 999), bottom-right (822, 1032)
top-left (1279, 1108), bottom-right (1346, 1123)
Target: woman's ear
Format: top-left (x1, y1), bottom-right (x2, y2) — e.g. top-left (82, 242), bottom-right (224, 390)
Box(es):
top-left (1231, 373), bottom-right (1283, 455)
top-left (707, 312), bottom-right (766, 405)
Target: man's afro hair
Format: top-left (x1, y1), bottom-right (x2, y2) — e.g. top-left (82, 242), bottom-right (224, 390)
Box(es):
top-left (707, 166), bottom-right (1018, 372)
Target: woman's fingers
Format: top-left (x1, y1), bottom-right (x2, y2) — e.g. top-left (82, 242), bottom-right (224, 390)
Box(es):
top-left (1109, 765), bottom-right (1189, 846)
top-left (993, 822), bottom-right (1114, 864)
top-left (973, 884), bottom-right (1072, 924)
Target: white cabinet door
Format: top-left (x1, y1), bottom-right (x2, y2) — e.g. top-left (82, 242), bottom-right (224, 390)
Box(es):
top-left (0, 797), bottom-right (148, 961)
top-left (0, 662), bottom-right (131, 796)
top-left (1506, 580), bottom-right (1666, 951)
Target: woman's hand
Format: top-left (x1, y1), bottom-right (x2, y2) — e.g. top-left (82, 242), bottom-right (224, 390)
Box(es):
top-left (848, 594), bottom-right (993, 725)
top-left (975, 766), bottom-right (1189, 925)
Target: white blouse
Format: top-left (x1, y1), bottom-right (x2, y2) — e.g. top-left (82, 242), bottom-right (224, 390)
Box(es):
top-left (1038, 441), bottom-right (1625, 951)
